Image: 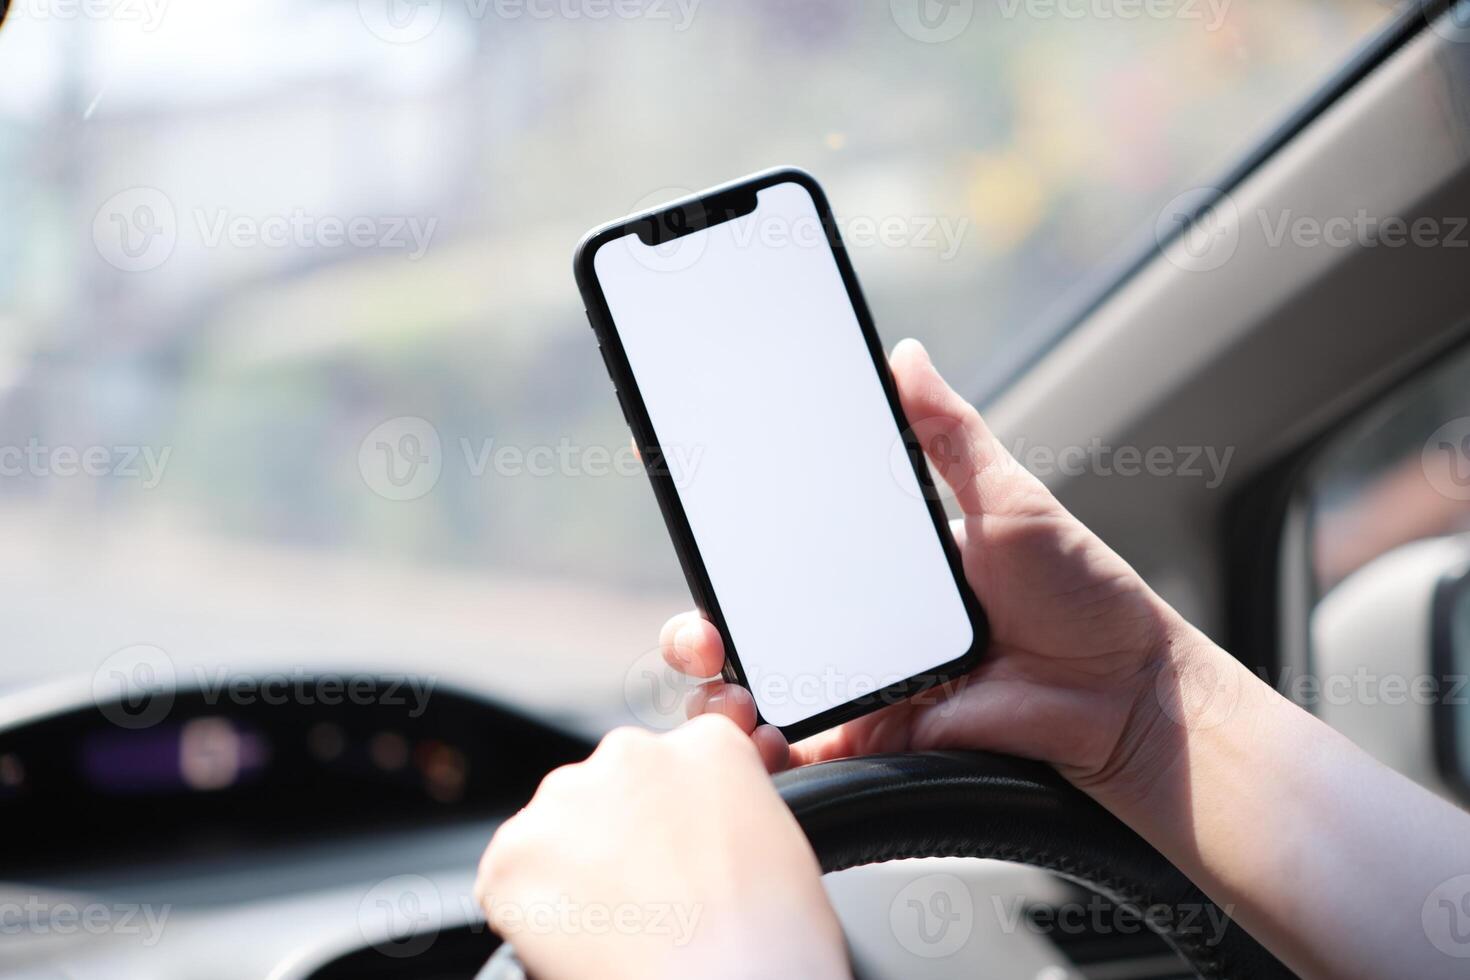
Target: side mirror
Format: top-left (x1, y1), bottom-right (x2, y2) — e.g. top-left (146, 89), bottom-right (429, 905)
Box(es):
top-left (1433, 559), bottom-right (1470, 801)
top-left (1311, 534), bottom-right (1470, 803)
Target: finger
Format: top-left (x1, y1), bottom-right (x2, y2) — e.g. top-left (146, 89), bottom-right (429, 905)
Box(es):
top-left (686, 680), bottom-right (758, 733)
top-left (659, 611), bottom-right (725, 677)
top-left (904, 659), bottom-right (1107, 767)
top-left (751, 724), bottom-right (791, 772)
top-left (890, 337), bottom-right (1014, 518)
top-left (781, 694), bottom-right (938, 768)
top-left (476, 806), bottom-right (534, 901)
top-left (684, 689), bottom-right (787, 770)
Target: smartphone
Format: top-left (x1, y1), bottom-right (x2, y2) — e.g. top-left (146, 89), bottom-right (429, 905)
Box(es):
top-left (574, 167), bottom-right (986, 742)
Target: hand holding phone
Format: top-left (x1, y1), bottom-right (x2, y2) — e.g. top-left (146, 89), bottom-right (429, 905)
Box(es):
top-left (661, 336), bottom-right (1189, 784)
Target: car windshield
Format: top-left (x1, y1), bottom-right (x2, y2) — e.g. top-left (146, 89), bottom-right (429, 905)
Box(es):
top-left (0, 0), bottom-right (1391, 730)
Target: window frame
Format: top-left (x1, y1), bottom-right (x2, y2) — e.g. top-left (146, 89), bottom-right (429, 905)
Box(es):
top-left (1225, 328), bottom-right (1470, 764)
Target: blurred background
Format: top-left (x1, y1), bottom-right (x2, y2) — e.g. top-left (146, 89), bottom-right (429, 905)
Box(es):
top-left (0, 0), bottom-right (1392, 733)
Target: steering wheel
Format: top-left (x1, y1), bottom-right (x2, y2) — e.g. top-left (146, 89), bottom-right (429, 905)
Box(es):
top-left (478, 752), bottom-right (1292, 979)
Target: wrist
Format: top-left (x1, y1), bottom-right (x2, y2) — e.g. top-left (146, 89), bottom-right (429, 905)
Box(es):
top-left (1073, 611), bottom-right (1248, 813)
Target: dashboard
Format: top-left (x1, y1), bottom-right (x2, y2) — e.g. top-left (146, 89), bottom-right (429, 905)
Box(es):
top-left (0, 675), bottom-right (590, 978)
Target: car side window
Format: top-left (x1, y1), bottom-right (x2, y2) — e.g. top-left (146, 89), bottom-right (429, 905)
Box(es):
top-left (1304, 341), bottom-right (1470, 802)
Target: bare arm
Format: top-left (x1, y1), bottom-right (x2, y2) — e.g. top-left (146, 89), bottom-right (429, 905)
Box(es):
top-left (1101, 631), bottom-right (1470, 979)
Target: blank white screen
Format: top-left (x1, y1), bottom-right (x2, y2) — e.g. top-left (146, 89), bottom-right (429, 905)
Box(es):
top-left (594, 180), bottom-right (973, 728)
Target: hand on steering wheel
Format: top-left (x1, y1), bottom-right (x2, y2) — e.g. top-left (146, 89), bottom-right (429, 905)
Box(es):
top-left (476, 734), bottom-right (1291, 979)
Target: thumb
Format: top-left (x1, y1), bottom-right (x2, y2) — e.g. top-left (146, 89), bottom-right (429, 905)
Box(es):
top-left (889, 338), bottom-right (1017, 517)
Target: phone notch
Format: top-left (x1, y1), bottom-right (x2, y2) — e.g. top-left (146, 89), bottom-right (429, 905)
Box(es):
top-left (634, 188), bottom-right (758, 246)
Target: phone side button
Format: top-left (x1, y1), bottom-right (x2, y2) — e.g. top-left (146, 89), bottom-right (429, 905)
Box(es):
top-left (597, 344), bottom-right (615, 381)
top-left (614, 388), bottom-right (632, 425)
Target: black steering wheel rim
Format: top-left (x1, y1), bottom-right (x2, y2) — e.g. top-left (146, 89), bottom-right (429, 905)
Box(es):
top-left (776, 751), bottom-right (1292, 980)
top-left (480, 751), bottom-right (1293, 980)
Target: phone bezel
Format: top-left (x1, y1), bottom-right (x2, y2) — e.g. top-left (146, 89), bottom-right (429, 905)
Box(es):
top-left (573, 166), bottom-right (988, 743)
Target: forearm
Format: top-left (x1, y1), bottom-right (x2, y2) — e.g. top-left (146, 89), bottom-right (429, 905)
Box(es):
top-left (1090, 625), bottom-right (1470, 979)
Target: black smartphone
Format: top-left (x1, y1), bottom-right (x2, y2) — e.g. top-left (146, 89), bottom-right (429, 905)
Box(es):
top-left (574, 167), bottom-right (986, 742)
